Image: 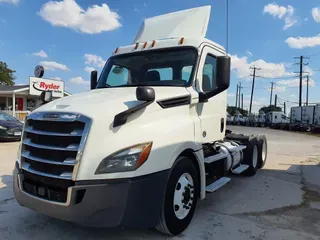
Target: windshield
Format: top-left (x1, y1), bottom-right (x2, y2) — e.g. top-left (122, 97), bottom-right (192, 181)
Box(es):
top-left (96, 47), bottom-right (198, 88)
top-left (0, 112), bottom-right (18, 121)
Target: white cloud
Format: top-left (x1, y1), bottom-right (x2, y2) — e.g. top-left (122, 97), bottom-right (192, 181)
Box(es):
top-left (312, 7), bottom-right (320, 23)
top-left (304, 66), bottom-right (314, 76)
top-left (39, 61), bottom-right (70, 71)
top-left (263, 3), bottom-right (287, 18)
top-left (70, 76), bottom-right (89, 85)
top-left (33, 50), bottom-right (48, 58)
top-left (230, 54), bottom-right (294, 79)
top-left (285, 34), bottom-right (320, 49)
top-left (263, 3), bottom-right (297, 30)
top-left (84, 54), bottom-right (105, 67)
top-left (52, 77), bottom-right (62, 81)
top-left (283, 6), bottom-right (297, 30)
top-left (84, 66), bottom-right (96, 72)
top-left (227, 93), bottom-right (235, 98)
top-left (273, 86), bottom-right (286, 92)
top-left (246, 51), bottom-right (253, 56)
top-left (0, 0), bottom-right (19, 5)
top-left (276, 78), bottom-right (315, 87)
top-left (39, 0), bottom-right (121, 34)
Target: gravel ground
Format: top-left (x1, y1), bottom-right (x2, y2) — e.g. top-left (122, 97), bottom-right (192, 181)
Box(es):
top-left (0, 126), bottom-right (319, 240)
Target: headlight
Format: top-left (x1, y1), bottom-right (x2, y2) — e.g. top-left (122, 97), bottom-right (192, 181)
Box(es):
top-left (95, 142), bottom-right (153, 174)
top-left (0, 125), bottom-right (7, 130)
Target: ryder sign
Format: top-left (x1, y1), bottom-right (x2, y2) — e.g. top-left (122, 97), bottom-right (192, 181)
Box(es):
top-left (29, 77), bottom-right (64, 98)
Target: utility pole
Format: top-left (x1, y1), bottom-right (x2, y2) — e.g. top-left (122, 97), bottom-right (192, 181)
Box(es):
top-left (284, 101), bottom-right (286, 115)
top-left (238, 82), bottom-right (243, 109)
top-left (294, 56), bottom-right (309, 106)
top-left (241, 93), bottom-right (243, 109)
top-left (249, 66), bottom-right (261, 114)
top-left (235, 84), bottom-right (238, 108)
top-left (306, 75), bottom-right (309, 106)
top-left (269, 82), bottom-right (274, 106)
top-left (274, 94), bottom-right (277, 107)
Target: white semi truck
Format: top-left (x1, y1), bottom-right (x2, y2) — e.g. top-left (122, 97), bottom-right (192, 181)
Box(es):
top-left (13, 6), bottom-right (267, 235)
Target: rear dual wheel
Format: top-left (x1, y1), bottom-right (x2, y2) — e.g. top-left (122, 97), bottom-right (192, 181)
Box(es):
top-left (242, 135), bottom-right (267, 176)
top-left (156, 156), bottom-right (199, 235)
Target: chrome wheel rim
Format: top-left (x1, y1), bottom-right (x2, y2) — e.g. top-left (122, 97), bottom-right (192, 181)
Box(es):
top-left (173, 173), bottom-right (194, 220)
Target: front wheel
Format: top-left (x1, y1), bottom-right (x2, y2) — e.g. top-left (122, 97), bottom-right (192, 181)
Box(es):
top-left (156, 156), bottom-right (199, 235)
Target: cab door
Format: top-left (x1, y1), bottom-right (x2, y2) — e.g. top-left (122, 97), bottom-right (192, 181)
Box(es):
top-left (195, 45), bottom-right (227, 142)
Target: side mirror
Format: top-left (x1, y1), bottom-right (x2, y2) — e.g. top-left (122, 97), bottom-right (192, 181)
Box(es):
top-left (199, 56), bottom-right (231, 102)
top-left (136, 87), bottom-right (155, 102)
top-left (40, 91), bottom-right (53, 104)
top-left (91, 70), bottom-right (98, 90)
top-left (216, 56), bottom-right (231, 90)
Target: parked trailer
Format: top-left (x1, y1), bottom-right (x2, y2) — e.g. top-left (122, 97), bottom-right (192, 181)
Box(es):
top-left (313, 105), bottom-right (320, 132)
top-left (233, 113), bottom-right (246, 126)
top-left (13, 6), bottom-right (268, 236)
top-left (267, 111), bottom-right (290, 129)
top-left (226, 112), bottom-right (233, 125)
top-left (257, 112), bottom-right (267, 127)
top-left (290, 105), bottom-right (320, 132)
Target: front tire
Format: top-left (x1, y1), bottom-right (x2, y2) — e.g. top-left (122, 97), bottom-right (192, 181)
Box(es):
top-left (156, 156), bottom-right (199, 235)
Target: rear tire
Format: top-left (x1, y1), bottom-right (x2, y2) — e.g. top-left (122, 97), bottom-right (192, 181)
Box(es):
top-left (306, 125), bottom-right (312, 132)
top-left (256, 135), bottom-right (267, 169)
top-left (156, 156), bottom-right (199, 235)
top-left (242, 137), bottom-right (259, 176)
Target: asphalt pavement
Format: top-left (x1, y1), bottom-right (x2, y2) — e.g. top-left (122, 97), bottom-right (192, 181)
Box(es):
top-left (0, 126), bottom-right (319, 240)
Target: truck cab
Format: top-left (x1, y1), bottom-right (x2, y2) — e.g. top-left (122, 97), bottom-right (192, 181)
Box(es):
top-left (13, 6), bottom-right (267, 235)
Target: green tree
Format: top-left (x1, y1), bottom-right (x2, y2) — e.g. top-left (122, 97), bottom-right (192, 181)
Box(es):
top-left (0, 61), bottom-right (16, 86)
top-left (259, 105), bottom-right (282, 114)
top-left (227, 106), bottom-right (248, 116)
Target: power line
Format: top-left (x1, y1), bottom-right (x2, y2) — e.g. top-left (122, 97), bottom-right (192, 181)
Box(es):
top-left (277, 96), bottom-right (299, 104)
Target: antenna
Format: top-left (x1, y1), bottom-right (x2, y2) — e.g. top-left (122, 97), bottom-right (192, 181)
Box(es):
top-left (226, 0), bottom-right (229, 55)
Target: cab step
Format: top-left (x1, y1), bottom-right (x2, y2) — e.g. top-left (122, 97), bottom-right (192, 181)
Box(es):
top-left (206, 177), bottom-right (231, 193)
top-left (231, 164), bottom-right (249, 174)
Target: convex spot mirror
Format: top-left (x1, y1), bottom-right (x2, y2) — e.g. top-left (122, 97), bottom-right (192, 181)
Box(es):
top-left (40, 91), bottom-right (53, 104)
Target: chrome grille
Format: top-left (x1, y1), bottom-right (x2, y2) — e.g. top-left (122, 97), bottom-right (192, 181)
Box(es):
top-left (20, 112), bottom-right (91, 181)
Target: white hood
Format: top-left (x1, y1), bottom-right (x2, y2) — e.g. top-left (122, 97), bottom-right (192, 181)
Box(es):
top-left (35, 87), bottom-right (191, 120)
top-left (133, 5), bottom-right (211, 43)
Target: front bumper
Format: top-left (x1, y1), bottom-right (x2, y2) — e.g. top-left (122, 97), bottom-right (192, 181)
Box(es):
top-left (14, 165), bottom-right (169, 228)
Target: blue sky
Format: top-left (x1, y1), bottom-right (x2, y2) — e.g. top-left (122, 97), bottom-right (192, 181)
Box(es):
top-left (0, 0), bottom-right (320, 113)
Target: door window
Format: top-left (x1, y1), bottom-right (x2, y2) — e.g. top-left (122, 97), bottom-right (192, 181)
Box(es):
top-left (202, 55), bottom-right (217, 92)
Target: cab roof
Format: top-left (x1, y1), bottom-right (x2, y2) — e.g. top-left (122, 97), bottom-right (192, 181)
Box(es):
top-left (112, 37), bottom-right (225, 56)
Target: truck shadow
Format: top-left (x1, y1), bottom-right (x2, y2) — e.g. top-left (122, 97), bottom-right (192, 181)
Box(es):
top-left (1, 163), bottom-right (319, 239)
